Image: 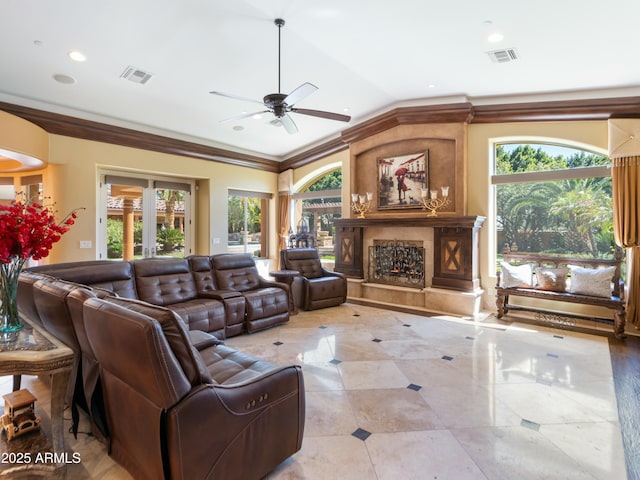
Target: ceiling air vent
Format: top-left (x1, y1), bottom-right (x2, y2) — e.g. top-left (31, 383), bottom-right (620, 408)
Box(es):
top-left (487, 49), bottom-right (519, 63)
top-left (120, 66), bottom-right (153, 84)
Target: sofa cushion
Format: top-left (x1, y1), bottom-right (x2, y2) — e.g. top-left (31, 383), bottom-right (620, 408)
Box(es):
top-left (306, 276), bottom-right (345, 301)
top-left (280, 248), bottom-right (324, 279)
top-left (134, 258), bottom-right (198, 305)
top-left (212, 254), bottom-right (261, 292)
top-left (99, 296), bottom-right (213, 386)
top-left (188, 255), bottom-right (218, 293)
top-left (28, 260), bottom-right (138, 298)
top-left (197, 344), bottom-right (281, 385)
top-left (166, 298), bottom-right (226, 339)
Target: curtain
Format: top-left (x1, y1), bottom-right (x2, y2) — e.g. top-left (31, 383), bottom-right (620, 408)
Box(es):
top-left (609, 119), bottom-right (640, 327)
top-left (611, 156), bottom-right (640, 326)
top-left (278, 193), bottom-right (291, 268)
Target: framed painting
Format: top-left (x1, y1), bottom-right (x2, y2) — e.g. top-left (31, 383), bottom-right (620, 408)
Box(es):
top-left (377, 151), bottom-right (429, 209)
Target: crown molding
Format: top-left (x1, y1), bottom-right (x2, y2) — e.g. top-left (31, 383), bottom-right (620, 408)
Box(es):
top-left (340, 103), bottom-right (474, 145)
top-left (4, 96), bottom-right (640, 175)
top-left (471, 96), bottom-right (640, 123)
top-left (0, 101), bottom-right (278, 173)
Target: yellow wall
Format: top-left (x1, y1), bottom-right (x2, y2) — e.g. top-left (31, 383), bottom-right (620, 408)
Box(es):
top-left (42, 135), bottom-right (278, 263)
top-left (467, 120), bottom-right (608, 310)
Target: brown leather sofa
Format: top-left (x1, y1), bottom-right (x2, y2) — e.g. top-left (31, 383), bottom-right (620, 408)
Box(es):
top-left (22, 254), bottom-right (290, 339)
top-left (20, 270), bottom-right (305, 480)
top-left (84, 294), bottom-right (304, 480)
top-left (280, 248), bottom-right (347, 310)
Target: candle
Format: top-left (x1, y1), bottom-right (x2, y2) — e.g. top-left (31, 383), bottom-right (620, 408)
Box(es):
top-left (351, 193), bottom-right (358, 203)
top-left (421, 189), bottom-right (428, 198)
top-left (366, 192), bottom-right (373, 201)
top-left (430, 190), bottom-right (437, 199)
top-left (441, 186), bottom-right (449, 197)
top-left (359, 194), bottom-right (366, 204)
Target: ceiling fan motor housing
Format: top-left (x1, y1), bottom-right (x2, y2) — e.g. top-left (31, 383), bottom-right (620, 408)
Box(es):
top-left (264, 93), bottom-right (288, 117)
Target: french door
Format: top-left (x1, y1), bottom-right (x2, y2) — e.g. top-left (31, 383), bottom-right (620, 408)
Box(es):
top-left (99, 171), bottom-right (193, 260)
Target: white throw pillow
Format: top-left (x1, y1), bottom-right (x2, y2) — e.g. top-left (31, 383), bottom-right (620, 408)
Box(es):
top-left (568, 265), bottom-right (615, 298)
top-left (500, 262), bottom-right (533, 288)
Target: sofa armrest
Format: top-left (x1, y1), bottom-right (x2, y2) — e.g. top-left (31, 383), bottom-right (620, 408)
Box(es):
top-left (188, 330), bottom-right (224, 350)
top-left (258, 278), bottom-right (289, 293)
top-left (320, 268), bottom-right (346, 279)
top-left (165, 365), bottom-right (304, 479)
top-left (198, 289), bottom-right (243, 301)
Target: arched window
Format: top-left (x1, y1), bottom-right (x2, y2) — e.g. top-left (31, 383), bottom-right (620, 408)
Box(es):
top-left (291, 168), bottom-right (342, 270)
top-left (492, 142), bottom-right (612, 270)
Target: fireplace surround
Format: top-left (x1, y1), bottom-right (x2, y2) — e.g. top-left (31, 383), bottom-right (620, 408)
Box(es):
top-left (334, 216), bottom-right (485, 316)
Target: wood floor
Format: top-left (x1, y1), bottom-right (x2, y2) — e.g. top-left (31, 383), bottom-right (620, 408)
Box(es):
top-left (610, 333), bottom-right (640, 480)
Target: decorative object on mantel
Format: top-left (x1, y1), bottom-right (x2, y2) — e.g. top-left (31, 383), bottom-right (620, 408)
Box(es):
top-left (419, 186), bottom-right (450, 216)
top-left (0, 194), bottom-right (81, 333)
top-left (351, 192), bottom-right (373, 218)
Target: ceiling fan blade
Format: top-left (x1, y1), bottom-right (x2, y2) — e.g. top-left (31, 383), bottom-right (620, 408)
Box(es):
top-left (291, 108), bottom-right (351, 122)
top-left (279, 114), bottom-right (298, 134)
top-left (209, 91), bottom-right (264, 106)
top-left (283, 82), bottom-right (318, 106)
top-left (220, 110), bottom-right (269, 123)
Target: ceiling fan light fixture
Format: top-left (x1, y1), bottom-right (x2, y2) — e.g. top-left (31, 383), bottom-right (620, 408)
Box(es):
top-left (209, 17), bottom-right (351, 133)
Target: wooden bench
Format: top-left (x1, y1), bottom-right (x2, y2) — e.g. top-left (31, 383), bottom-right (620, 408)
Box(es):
top-left (496, 248), bottom-right (626, 339)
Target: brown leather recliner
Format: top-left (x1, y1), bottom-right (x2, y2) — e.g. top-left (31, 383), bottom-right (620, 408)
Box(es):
top-left (280, 248), bottom-right (347, 310)
top-left (212, 253), bottom-right (290, 333)
top-left (82, 295), bottom-right (305, 480)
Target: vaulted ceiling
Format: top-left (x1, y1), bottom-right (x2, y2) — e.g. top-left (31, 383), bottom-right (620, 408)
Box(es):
top-left (2, 0), bottom-right (639, 162)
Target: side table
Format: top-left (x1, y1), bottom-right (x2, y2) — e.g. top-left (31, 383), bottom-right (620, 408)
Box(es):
top-left (270, 270), bottom-right (300, 315)
top-left (0, 318), bottom-right (74, 479)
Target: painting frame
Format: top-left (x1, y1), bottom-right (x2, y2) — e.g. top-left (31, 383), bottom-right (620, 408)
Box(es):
top-left (377, 150), bottom-right (429, 210)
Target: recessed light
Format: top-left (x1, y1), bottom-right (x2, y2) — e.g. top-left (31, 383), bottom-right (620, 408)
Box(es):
top-left (53, 74), bottom-right (76, 84)
top-left (252, 114), bottom-right (263, 120)
top-left (428, 84), bottom-right (436, 89)
top-left (488, 32), bottom-right (504, 43)
top-left (69, 50), bottom-right (86, 62)
top-left (232, 125), bottom-right (244, 131)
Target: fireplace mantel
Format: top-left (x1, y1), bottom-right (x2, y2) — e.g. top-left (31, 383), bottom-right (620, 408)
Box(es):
top-left (334, 215), bottom-right (485, 292)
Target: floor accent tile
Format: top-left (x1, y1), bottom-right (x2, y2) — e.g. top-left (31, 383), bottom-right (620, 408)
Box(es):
top-left (521, 418), bottom-right (541, 431)
top-left (352, 428), bottom-right (371, 441)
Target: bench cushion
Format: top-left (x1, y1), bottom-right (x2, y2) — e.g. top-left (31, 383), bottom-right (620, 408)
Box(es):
top-left (568, 265), bottom-right (616, 298)
top-left (534, 267), bottom-right (569, 292)
top-left (500, 261), bottom-right (533, 288)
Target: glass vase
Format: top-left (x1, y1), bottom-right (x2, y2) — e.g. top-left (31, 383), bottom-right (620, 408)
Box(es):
top-left (0, 259), bottom-right (26, 333)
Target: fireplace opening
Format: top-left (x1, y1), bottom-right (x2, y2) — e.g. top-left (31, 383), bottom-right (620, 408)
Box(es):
top-left (368, 240), bottom-right (425, 288)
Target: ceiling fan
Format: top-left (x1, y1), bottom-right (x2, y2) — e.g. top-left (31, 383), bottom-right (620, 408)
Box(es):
top-left (210, 18), bottom-right (351, 134)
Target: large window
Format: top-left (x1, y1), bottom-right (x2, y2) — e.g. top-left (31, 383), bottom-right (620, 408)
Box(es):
top-left (227, 190), bottom-right (270, 257)
top-left (492, 143), bottom-right (613, 268)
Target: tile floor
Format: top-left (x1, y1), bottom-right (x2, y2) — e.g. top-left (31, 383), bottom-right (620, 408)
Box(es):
top-left (1, 304), bottom-right (628, 479)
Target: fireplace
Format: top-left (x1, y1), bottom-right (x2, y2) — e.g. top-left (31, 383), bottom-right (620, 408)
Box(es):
top-left (368, 240), bottom-right (425, 288)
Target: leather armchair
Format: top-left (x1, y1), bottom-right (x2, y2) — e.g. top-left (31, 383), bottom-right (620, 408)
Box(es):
top-left (280, 248), bottom-right (347, 310)
top-left (212, 253), bottom-right (290, 333)
top-left (82, 295), bottom-right (305, 480)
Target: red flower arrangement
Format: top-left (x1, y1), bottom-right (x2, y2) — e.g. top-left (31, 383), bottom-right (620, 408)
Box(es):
top-left (0, 197), bottom-right (80, 263)
top-left (0, 195), bottom-right (83, 333)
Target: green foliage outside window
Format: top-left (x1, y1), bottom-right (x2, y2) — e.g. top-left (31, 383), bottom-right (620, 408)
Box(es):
top-left (496, 144), bottom-right (613, 259)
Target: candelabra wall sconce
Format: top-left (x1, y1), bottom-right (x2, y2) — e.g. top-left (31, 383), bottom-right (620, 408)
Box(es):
top-left (351, 192), bottom-right (373, 218)
top-left (419, 186), bottom-right (450, 216)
